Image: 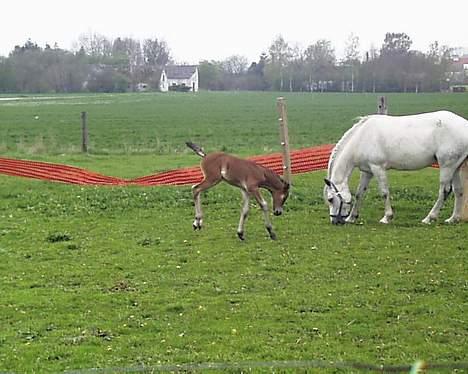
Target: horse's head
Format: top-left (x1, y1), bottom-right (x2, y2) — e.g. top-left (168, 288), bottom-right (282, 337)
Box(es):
top-left (272, 181), bottom-right (290, 216)
top-left (323, 178), bottom-right (352, 224)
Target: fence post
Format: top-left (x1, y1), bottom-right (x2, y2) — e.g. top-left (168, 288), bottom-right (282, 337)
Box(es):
top-left (461, 160), bottom-right (468, 221)
top-left (377, 96), bottom-right (388, 114)
top-left (81, 111), bottom-right (88, 153)
top-left (276, 97), bottom-right (292, 184)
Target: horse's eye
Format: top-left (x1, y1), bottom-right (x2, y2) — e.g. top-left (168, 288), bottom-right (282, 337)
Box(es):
top-left (327, 197), bottom-right (333, 203)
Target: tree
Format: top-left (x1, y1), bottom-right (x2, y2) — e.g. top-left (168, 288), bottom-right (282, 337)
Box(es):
top-left (304, 39), bottom-right (336, 92)
top-left (77, 32), bottom-right (112, 58)
top-left (344, 33), bottom-right (361, 63)
top-left (141, 38), bottom-right (171, 89)
top-left (361, 44), bottom-right (379, 92)
top-left (246, 53), bottom-right (268, 91)
top-left (342, 33), bottom-right (361, 92)
top-left (267, 35), bottom-right (292, 90)
top-left (381, 32), bottom-right (412, 56)
top-left (198, 60), bottom-right (224, 90)
top-left (379, 32), bottom-right (414, 91)
top-left (0, 57), bottom-right (16, 92)
top-left (222, 55), bottom-right (248, 75)
top-left (427, 41), bottom-right (454, 90)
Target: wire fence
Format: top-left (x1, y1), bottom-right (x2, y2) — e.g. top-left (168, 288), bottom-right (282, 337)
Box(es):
top-left (59, 359), bottom-right (468, 373)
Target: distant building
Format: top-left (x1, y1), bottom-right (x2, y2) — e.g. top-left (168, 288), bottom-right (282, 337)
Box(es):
top-left (160, 65), bottom-right (199, 92)
top-left (450, 55), bottom-right (468, 85)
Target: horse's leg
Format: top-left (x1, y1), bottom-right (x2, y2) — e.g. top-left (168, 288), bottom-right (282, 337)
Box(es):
top-left (237, 190), bottom-right (250, 240)
top-left (370, 166), bottom-right (393, 224)
top-left (192, 178), bottom-right (220, 230)
top-left (252, 189), bottom-right (276, 240)
top-left (422, 167), bottom-right (455, 224)
top-left (445, 167), bottom-right (463, 223)
top-left (346, 171), bottom-right (372, 223)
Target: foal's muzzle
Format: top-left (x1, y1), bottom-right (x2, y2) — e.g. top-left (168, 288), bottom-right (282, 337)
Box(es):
top-left (274, 208), bottom-right (283, 216)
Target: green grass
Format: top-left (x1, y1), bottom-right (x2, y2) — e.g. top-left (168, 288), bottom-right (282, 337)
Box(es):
top-left (0, 92), bottom-right (467, 373)
top-left (1, 91), bottom-right (468, 162)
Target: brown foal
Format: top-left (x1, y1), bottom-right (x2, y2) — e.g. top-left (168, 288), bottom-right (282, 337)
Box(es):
top-left (186, 142), bottom-right (290, 240)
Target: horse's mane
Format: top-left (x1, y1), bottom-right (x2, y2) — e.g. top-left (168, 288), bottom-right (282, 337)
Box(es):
top-left (328, 116), bottom-right (370, 175)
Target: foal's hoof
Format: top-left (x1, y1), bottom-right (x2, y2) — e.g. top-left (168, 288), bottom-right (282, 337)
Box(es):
top-left (237, 232), bottom-right (245, 241)
top-left (192, 220), bottom-right (202, 230)
top-left (269, 232), bottom-right (277, 240)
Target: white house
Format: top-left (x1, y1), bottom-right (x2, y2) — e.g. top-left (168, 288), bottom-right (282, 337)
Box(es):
top-left (160, 65), bottom-right (199, 92)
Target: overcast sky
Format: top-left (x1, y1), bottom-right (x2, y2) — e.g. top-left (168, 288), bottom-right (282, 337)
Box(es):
top-left (2, 0), bottom-right (467, 63)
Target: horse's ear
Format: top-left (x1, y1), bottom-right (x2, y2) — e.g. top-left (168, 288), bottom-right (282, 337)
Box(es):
top-left (324, 178), bottom-right (332, 187)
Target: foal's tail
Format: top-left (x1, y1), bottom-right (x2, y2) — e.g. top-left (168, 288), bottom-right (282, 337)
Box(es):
top-left (186, 141), bottom-right (206, 157)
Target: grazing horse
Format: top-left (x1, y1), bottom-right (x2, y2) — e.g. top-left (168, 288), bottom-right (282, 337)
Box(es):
top-left (324, 110), bottom-right (468, 225)
top-left (186, 142), bottom-right (290, 240)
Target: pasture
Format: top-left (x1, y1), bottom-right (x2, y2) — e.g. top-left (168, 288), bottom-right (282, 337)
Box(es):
top-left (0, 92), bottom-right (467, 373)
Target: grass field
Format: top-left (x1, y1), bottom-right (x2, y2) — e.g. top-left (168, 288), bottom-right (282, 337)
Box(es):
top-left (0, 92), bottom-right (467, 373)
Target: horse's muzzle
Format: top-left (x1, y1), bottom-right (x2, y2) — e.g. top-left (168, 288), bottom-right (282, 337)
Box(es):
top-left (274, 209), bottom-right (283, 216)
top-left (331, 216), bottom-right (346, 225)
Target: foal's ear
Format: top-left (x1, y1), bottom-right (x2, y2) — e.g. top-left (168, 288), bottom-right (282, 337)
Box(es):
top-left (324, 178), bottom-right (332, 187)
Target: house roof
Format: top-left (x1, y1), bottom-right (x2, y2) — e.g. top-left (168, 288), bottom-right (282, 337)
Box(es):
top-left (453, 55), bottom-right (468, 65)
top-left (165, 65), bottom-right (198, 79)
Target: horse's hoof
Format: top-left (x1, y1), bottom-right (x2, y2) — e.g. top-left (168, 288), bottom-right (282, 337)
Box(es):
top-left (269, 232), bottom-right (277, 240)
top-left (379, 217), bottom-right (390, 224)
top-left (444, 217), bottom-right (459, 224)
top-left (237, 232), bottom-right (245, 241)
top-left (421, 218), bottom-right (432, 225)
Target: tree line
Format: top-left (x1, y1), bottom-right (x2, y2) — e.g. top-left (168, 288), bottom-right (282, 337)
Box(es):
top-left (0, 33), bottom-right (171, 93)
top-left (200, 33), bottom-right (456, 93)
top-left (0, 32), bottom-right (460, 93)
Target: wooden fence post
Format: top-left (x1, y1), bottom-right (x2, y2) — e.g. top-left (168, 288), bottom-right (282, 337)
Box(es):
top-left (81, 111), bottom-right (88, 153)
top-left (377, 96), bottom-right (388, 114)
top-left (461, 160), bottom-right (468, 221)
top-left (276, 97), bottom-right (292, 184)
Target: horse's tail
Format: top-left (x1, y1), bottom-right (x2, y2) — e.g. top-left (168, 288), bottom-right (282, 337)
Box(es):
top-left (186, 141), bottom-right (206, 157)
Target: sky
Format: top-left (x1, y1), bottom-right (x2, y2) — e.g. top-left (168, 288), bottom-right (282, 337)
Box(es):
top-left (1, 0), bottom-right (467, 63)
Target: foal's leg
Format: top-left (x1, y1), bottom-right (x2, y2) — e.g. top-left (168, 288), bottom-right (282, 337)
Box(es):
top-left (445, 168), bottom-right (463, 224)
top-left (252, 189), bottom-right (276, 240)
top-left (191, 178), bottom-right (220, 230)
top-left (346, 171), bottom-right (372, 223)
top-left (237, 189), bottom-right (250, 240)
top-left (370, 165), bottom-right (393, 224)
top-left (422, 167), bottom-right (455, 224)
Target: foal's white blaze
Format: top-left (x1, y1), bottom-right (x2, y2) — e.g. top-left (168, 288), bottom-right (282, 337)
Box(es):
top-left (220, 167), bottom-right (227, 178)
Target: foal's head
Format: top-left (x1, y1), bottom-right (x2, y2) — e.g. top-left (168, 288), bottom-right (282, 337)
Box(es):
top-left (271, 179), bottom-right (290, 216)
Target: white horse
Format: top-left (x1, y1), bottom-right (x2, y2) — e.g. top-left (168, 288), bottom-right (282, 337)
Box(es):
top-left (324, 110), bottom-right (468, 225)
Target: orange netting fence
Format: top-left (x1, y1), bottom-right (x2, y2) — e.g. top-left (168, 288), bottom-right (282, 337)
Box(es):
top-left (0, 144), bottom-right (335, 186)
